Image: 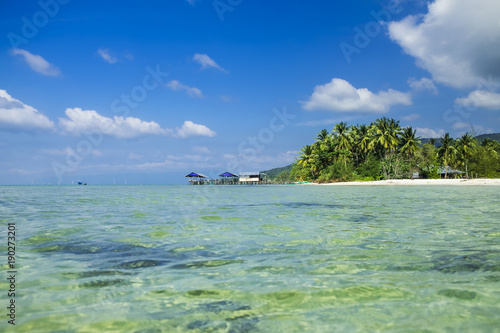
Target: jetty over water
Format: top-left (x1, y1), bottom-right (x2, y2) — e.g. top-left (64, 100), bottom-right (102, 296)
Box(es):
top-left (186, 171), bottom-right (268, 185)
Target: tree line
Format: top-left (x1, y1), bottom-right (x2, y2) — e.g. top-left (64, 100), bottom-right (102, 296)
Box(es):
top-left (274, 117), bottom-right (500, 183)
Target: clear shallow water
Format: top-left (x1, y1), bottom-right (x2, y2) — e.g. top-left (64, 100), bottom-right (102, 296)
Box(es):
top-left (1, 184), bottom-right (500, 332)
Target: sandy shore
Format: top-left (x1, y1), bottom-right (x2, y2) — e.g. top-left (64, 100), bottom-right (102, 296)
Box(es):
top-left (307, 179), bottom-right (500, 186)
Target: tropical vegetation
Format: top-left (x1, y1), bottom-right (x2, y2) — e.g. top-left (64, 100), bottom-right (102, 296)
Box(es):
top-left (269, 118), bottom-right (500, 183)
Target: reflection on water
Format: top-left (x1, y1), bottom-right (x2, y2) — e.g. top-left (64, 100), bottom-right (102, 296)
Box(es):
top-left (1, 185), bottom-right (499, 332)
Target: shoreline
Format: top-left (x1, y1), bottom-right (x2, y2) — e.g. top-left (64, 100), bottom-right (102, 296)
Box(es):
top-left (304, 178), bottom-right (500, 186)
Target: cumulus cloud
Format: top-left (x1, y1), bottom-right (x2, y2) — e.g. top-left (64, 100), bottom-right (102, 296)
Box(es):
top-left (97, 48), bottom-right (118, 64)
top-left (415, 127), bottom-right (445, 138)
top-left (10, 49), bottom-right (61, 76)
top-left (58, 108), bottom-right (216, 139)
top-left (301, 78), bottom-right (411, 113)
top-left (408, 77), bottom-right (438, 94)
top-left (193, 53), bottom-right (227, 72)
top-left (59, 108), bottom-right (169, 138)
top-left (388, 0), bottom-right (500, 88)
top-left (166, 80), bottom-right (203, 98)
top-left (455, 90), bottom-right (500, 110)
top-left (174, 121), bottom-right (216, 139)
top-left (0, 89), bottom-right (55, 131)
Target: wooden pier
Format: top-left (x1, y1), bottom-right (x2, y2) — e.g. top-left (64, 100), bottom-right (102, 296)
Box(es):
top-left (186, 171), bottom-right (268, 185)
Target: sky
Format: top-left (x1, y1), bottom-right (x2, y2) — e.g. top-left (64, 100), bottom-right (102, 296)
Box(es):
top-left (1, 0), bottom-right (500, 185)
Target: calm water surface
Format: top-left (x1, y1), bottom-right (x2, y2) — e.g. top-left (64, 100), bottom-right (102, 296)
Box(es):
top-left (1, 185), bottom-right (500, 332)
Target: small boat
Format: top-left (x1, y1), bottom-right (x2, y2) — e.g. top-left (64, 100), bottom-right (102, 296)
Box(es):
top-left (77, 181), bottom-right (87, 185)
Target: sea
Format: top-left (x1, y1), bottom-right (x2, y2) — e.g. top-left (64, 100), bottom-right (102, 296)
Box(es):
top-left (1, 185), bottom-right (500, 332)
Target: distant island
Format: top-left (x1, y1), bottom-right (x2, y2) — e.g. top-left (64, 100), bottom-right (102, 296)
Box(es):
top-left (263, 117), bottom-right (500, 184)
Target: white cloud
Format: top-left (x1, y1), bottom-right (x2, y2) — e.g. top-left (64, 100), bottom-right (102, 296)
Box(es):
top-left (97, 48), bottom-right (118, 64)
top-left (10, 49), bottom-right (61, 76)
top-left (408, 77), bottom-right (438, 94)
top-left (40, 147), bottom-right (101, 157)
top-left (59, 108), bottom-right (170, 139)
top-left (301, 78), bottom-right (411, 113)
top-left (58, 108), bottom-right (216, 139)
top-left (455, 90), bottom-right (500, 110)
top-left (174, 121), bottom-right (216, 138)
top-left (128, 153), bottom-right (143, 160)
top-left (0, 89), bottom-right (55, 131)
top-left (193, 53), bottom-right (227, 72)
top-left (166, 80), bottom-right (203, 98)
top-left (192, 146), bottom-right (211, 154)
top-left (388, 0), bottom-right (500, 88)
top-left (223, 154), bottom-right (236, 160)
top-left (452, 122), bottom-right (490, 134)
top-left (415, 127), bottom-right (445, 138)
top-left (400, 113), bottom-right (421, 121)
top-left (452, 122), bottom-right (470, 130)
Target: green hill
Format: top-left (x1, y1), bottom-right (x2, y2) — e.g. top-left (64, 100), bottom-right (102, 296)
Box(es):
top-left (475, 133), bottom-right (500, 143)
top-left (261, 164), bottom-right (294, 178)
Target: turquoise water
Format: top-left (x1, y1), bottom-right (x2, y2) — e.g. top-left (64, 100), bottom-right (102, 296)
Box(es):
top-left (1, 185), bottom-right (500, 332)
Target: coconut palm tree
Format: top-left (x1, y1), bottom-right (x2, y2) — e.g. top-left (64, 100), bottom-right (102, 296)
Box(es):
top-left (316, 129), bottom-right (329, 142)
top-left (400, 127), bottom-right (421, 178)
top-left (332, 122), bottom-right (352, 167)
top-left (370, 117), bottom-right (402, 158)
top-left (357, 124), bottom-right (372, 160)
top-left (456, 132), bottom-right (476, 178)
top-left (429, 138), bottom-right (437, 147)
top-left (400, 127), bottom-right (421, 159)
top-left (297, 144), bottom-right (320, 178)
top-left (480, 138), bottom-right (498, 156)
top-left (437, 133), bottom-right (457, 179)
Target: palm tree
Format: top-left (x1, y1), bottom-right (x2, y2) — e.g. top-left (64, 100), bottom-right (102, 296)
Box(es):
top-left (332, 122), bottom-right (352, 167)
top-left (370, 117), bottom-right (402, 158)
top-left (437, 133), bottom-right (457, 179)
top-left (480, 138), bottom-right (498, 156)
top-left (400, 127), bottom-right (421, 159)
top-left (357, 124), bottom-right (372, 160)
top-left (456, 132), bottom-right (476, 178)
top-left (316, 129), bottom-right (329, 142)
top-left (429, 138), bottom-right (437, 147)
top-left (297, 144), bottom-right (320, 178)
top-left (400, 127), bottom-right (421, 178)
top-left (350, 125), bottom-right (361, 167)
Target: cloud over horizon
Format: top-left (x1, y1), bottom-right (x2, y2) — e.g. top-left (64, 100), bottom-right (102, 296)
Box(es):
top-left (174, 121), bottom-right (216, 139)
top-left (455, 90), bottom-right (500, 110)
top-left (0, 89), bottom-right (55, 131)
top-left (58, 108), bottom-right (216, 139)
top-left (301, 78), bottom-right (412, 113)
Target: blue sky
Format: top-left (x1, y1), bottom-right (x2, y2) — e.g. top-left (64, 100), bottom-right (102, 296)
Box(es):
top-left (1, 0), bottom-right (499, 185)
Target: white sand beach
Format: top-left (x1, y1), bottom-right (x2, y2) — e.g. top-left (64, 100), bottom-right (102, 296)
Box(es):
top-left (311, 179), bottom-right (500, 186)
